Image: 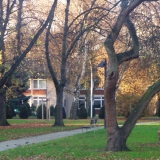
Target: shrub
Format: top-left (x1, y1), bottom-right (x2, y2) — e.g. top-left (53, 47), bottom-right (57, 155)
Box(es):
top-left (7, 102), bottom-right (17, 117)
top-left (6, 104), bottom-right (14, 119)
top-left (50, 105), bottom-right (55, 116)
top-left (116, 93), bottom-right (140, 117)
top-left (19, 103), bottom-right (30, 119)
top-left (26, 103), bottom-right (31, 116)
top-left (99, 106), bottom-right (105, 119)
top-left (78, 106), bottom-right (87, 119)
top-left (36, 104), bottom-right (46, 119)
top-left (31, 103), bottom-right (37, 115)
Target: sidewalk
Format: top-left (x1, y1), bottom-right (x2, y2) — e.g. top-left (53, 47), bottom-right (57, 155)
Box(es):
top-left (0, 127), bottom-right (102, 152)
top-left (0, 121), bottom-right (159, 152)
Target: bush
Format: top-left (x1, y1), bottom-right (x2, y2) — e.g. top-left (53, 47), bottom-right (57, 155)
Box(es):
top-left (6, 104), bottom-right (14, 119)
top-left (78, 106), bottom-right (87, 119)
top-left (99, 106), bottom-right (105, 119)
top-left (19, 103), bottom-right (30, 119)
top-left (116, 93), bottom-right (140, 117)
top-left (36, 104), bottom-right (46, 119)
top-left (7, 102), bottom-right (17, 117)
top-left (50, 105), bottom-right (55, 116)
top-left (31, 103), bottom-right (37, 115)
top-left (26, 103), bottom-right (31, 116)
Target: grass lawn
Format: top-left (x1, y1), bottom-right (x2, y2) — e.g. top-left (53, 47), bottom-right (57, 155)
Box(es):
top-left (0, 118), bottom-right (106, 142)
top-left (0, 119), bottom-right (160, 159)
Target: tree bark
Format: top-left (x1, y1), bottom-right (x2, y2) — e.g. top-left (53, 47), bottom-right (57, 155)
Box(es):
top-left (155, 92), bottom-right (160, 116)
top-left (70, 101), bottom-right (78, 119)
top-left (70, 37), bottom-right (88, 119)
top-left (106, 79), bottom-right (160, 151)
top-left (106, 127), bottom-right (130, 151)
top-left (54, 87), bottom-right (64, 126)
top-left (0, 89), bottom-right (9, 126)
top-left (104, 0), bottom-right (159, 151)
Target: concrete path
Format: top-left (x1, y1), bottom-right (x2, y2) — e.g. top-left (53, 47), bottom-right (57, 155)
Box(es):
top-left (0, 121), bottom-right (159, 152)
top-left (0, 127), bottom-right (102, 152)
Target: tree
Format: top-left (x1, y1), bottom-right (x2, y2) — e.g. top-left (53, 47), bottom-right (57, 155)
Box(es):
top-left (45, 0), bottom-right (108, 126)
top-left (0, 0), bottom-right (58, 126)
top-left (103, 0), bottom-right (160, 151)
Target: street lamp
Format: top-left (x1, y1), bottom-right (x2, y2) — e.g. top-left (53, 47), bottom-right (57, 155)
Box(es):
top-left (98, 59), bottom-right (107, 129)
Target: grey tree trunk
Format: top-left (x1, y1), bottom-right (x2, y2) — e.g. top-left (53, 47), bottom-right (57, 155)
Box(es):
top-left (0, 89), bottom-right (9, 126)
top-left (54, 88), bottom-right (64, 126)
top-left (70, 101), bottom-right (78, 119)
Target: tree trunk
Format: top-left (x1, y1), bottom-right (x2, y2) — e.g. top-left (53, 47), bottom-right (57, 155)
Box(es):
top-left (54, 88), bottom-right (64, 126)
top-left (106, 79), bottom-right (160, 151)
top-left (103, 0), bottom-right (160, 151)
top-left (0, 89), bottom-right (9, 126)
top-left (104, 58), bottom-right (121, 151)
top-left (106, 127), bottom-right (130, 151)
top-left (155, 92), bottom-right (160, 116)
top-left (70, 101), bottom-right (78, 119)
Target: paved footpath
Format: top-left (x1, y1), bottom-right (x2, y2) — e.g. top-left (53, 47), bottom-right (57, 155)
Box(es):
top-left (0, 121), bottom-right (158, 152)
top-left (0, 127), bottom-right (102, 152)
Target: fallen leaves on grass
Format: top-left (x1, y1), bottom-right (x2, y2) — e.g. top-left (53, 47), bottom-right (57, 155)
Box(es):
top-left (0, 123), bottom-right (51, 130)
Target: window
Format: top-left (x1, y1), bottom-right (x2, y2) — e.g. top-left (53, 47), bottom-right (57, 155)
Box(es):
top-left (39, 80), bottom-right (46, 89)
top-left (94, 96), bottom-right (104, 109)
top-left (33, 97), bottom-right (38, 106)
top-left (33, 97), bottom-right (46, 107)
top-left (33, 79), bottom-right (46, 89)
top-left (33, 80), bottom-right (38, 89)
top-left (94, 100), bottom-right (101, 108)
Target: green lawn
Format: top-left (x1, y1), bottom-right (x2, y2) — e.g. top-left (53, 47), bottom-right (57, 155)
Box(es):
top-left (0, 121), bottom-right (160, 159)
top-left (0, 119), bottom-right (106, 142)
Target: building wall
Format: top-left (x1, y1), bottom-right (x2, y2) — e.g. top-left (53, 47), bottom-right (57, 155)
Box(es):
top-left (79, 88), bottom-right (104, 116)
top-left (24, 78), bottom-right (57, 107)
top-left (24, 78), bottom-right (74, 117)
top-left (46, 79), bottom-right (57, 107)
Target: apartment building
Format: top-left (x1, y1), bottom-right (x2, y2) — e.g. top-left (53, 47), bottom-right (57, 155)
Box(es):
top-left (24, 78), bottom-right (74, 117)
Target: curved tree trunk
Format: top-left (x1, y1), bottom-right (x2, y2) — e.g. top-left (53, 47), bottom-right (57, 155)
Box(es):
top-left (155, 92), bottom-right (160, 116)
top-left (103, 0), bottom-right (160, 151)
top-left (106, 127), bottom-right (130, 151)
top-left (105, 79), bottom-right (160, 151)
